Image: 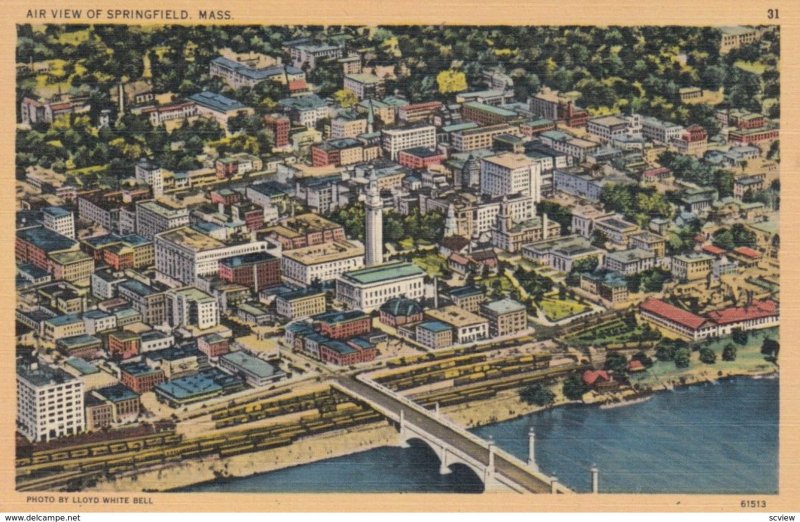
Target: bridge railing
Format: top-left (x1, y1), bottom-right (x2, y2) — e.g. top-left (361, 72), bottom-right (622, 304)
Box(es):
top-left (354, 374), bottom-right (572, 493)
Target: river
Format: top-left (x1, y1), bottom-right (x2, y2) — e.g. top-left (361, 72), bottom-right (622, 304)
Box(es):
top-left (179, 376), bottom-right (778, 494)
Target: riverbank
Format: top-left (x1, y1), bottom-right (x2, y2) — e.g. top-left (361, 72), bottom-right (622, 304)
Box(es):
top-left (90, 360), bottom-right (777, 492)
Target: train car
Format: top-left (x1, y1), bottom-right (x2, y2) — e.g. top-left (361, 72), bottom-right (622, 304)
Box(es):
top-left (49, 451), bottom-right (71, 462)
top-left (81, 461), bottom-right (106, 472)
top-left (163, 434), bottom-right (182, 445)
top-left (219, 443), bottom-right (255, 458)
top-left (15, 457), bottom-right (32, 467)
top-left (109, 443), bottom-right (129, 454)
top-left (31, 455), bottom-right (51, 465)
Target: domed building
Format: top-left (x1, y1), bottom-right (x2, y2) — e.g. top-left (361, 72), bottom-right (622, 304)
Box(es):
top-left (379, 297), bottom-right (424, 327)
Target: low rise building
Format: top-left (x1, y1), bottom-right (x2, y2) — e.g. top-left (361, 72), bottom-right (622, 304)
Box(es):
top-left (379, 297), bottom-right (424, 327)
top-left (639, 298), bottom-right (717, 341)
top-left (313, 310), bottom-right (371, 340)
top-left (167, 287), bottom-right (219, 330)
top-left (671, 253), bottom-right (713, 282)
top-left (219, 253), bottom-right (281, 292)
top-left (218, 351), bottom-right (286, 387)
top-left (281, 240), bottom-right (365, 288)
top-left (336, 262), bottom-right (426, 312)
top-left (448, 286), bottom-right (486, 313)
top-left (275, 289), bottom-right (327, 320)
top-left (580, 271), bottom-right (629, 303)
top-left (480, 298), bottom-right (527, 337)
top-left (424, 305), bottom-right (489, 344)
top-left (603, 248), bottom-right (657, 275)
top-left (415, 321), bottom-right (453, 349)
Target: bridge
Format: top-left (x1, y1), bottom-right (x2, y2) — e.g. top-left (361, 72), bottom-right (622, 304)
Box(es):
top-left (332, 375), bottom-right (572, 494)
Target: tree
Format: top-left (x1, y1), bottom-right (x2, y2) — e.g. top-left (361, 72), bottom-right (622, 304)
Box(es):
top-left (656, 344), bottom-right (676, 361)
top-left (605, 352), bottom-right (628, 374)
top-left (731, 328), bottom-right (749, 345)
top-left (674, 347), bottom-right (691, 368)
top-left (699, 347), bottom-right (717, 364)
top-left (632, 351), bottom-right (654, 368)
top-left (625, 273), bottom-right (642, 293)
top-left (436, 69), bottom-right (468, 94)
top-left (332, 89), bottom-right (358, 109)
top-left (520, 384), bottom-right (555, 406)
top-left (722, 343), bottom-right (737, 361)
top-left (761, 338), bottom-right (780, 358)
top-left (562, 375), bottom-right (587, 401)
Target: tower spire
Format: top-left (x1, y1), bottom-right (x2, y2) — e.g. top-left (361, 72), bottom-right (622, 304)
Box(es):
top-left (365, 167), bottom-right (383, 266)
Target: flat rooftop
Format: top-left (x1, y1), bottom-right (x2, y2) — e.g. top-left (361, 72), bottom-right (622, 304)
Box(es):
top-left (482, 298), bottom-right (526, 315)
top-left (283, 240), bottom-right (364, 265)
top-left (156, 226), bottom-right (225, 252)
top-left (18, 360), bottom-right (77, 387)
top-left (220, 351), bottom-right (285, 379)
top-left (425, 305), bottom-right (488, 328)
top-left (482, 152), bottom-right (534, 170)
top-left (340, 262), bottom-right (425, 286)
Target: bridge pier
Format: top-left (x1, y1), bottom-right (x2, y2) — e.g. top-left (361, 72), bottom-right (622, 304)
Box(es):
top-left (439, 446), bottom-right (451, 475)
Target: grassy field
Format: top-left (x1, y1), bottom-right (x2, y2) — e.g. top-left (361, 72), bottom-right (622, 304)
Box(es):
top-left (539, 297), bottom-right (589, 322)
top-left (735, 60), bottom-right (767, 75)
top-left (566, 317), bottom-right (649, 346)
top-left (477, 274), bottom-right (515, 294)
top-left (410, 252), bottom-right (448, 277)
top-left (54, 29), bottom-right (92, 46)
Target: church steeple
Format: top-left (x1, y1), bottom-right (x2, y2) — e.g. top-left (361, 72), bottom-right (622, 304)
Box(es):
top-left (444, 203), bottom-right (457, 238)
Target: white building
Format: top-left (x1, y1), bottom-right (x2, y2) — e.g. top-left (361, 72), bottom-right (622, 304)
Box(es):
top-left (135, 200), bottom-right (190, 240)
top-left (17, 360), bottom-right (85, 442)
top-left (635, 115), bottom-right (684, 144)
top-left (281, 240), bottom-right (365, 287)
top-left (42, 207), bottom-right (75, 239)
top-left (480, 153), bottom-right (542, 202)
top-left (135, 159), bottom-right (164, 198)
top-left (603, 248), bottom-right (657, 275)
top-left (154, 226), bottom-right (268, 286)
top-left (336, 262), bottom-right (426, 312)
top-left (83, 310), bottom-right (117, 335)
top-left (474, 194), bottom-right (535, 235)
top-left (424, 305), bottom-right (489, 344)
top-left (381, 125), bottom-right (437, 160)
top-left (586, 116), bottom-right (630, 142)
top-left (167, 287), bottom-right (219, 330)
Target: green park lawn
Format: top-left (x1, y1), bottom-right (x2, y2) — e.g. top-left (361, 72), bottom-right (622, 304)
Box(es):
top-left (735, 60), bottom-right (767, 75)
top-left (411, 252), bottom-right (448, 277)
top-left (539, 297), bottom-right (590, 322)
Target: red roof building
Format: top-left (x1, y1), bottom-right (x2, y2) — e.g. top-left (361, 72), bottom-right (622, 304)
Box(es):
top-left (733, 246), bottom-right (760, 259)
top-left (702, 244), bottom-right (727, 257)
top-left (639, 299), bottom-right (717, 341)
top-left (582, 369), bottom-right (611, 387)
top-left (707, 299), bottom-right (779, 335)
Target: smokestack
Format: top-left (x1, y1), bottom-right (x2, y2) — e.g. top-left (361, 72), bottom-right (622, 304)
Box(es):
top-left (433, 277), bottom-right (439, 309)
top-left (591, 465), bottom-right (599, 494)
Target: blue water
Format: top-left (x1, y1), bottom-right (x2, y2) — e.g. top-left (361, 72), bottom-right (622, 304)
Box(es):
top-left (180, 377), bottom-right (778, 494)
